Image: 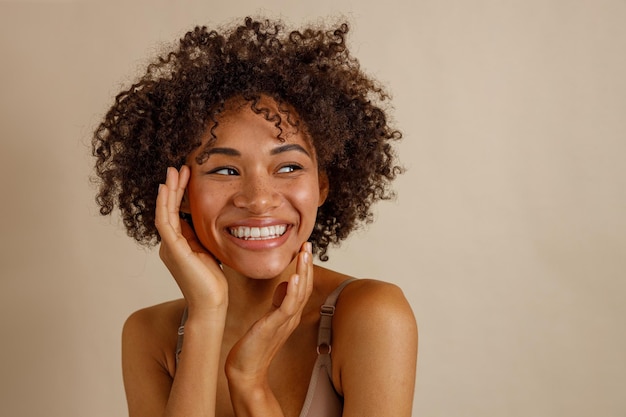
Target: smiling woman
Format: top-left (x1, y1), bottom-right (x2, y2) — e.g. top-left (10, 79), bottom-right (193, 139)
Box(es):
top-left (91, 16), bottom-right (416, 417)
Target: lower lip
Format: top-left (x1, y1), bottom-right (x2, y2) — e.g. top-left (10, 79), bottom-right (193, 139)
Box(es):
top-left (225, 226), bottom-right (292, 251)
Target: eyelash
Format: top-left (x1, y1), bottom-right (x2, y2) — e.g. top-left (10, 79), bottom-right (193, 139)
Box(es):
top-left (208, 164), bottom-right (303, 176)
top-left (277, 164), bottom-right (303, 174)
top-left (210, 167), bottom-right (239, 176)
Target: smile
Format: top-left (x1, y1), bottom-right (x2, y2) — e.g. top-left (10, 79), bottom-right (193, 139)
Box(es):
top-left (228, 225), bottom-right (288, 240)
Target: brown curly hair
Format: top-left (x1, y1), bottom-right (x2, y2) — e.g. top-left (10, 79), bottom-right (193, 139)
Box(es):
top-left (92, 16), bottom-right (402, 261)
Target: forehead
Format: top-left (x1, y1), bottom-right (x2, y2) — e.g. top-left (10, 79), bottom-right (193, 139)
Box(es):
top-left (199, 96), bottom-right (316, 155)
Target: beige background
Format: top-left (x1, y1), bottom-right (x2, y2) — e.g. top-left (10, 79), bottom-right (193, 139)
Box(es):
top-left (1, 0), bottom-right (625, 416)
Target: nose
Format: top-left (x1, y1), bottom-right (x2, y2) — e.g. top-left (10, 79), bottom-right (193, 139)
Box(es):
top-left (233, 173), bottom-right (281, 214)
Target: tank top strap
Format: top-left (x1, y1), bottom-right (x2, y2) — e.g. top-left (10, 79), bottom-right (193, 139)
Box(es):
top-left (317, 278), bottom-right (357, 353)
top-left (175, 306), bottom-right (188, 365)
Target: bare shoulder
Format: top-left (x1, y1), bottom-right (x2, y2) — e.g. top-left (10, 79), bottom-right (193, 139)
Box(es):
top-left (124, 298), bottom-right (185, 328)
top-left (122, 299), bottom-right (186, 377)
top-left (332, 279), bottom-right (418, 405)
top-left (336, 279), bottom-right (417, 329)
top-left (123, 298), bottom-right (186, 341)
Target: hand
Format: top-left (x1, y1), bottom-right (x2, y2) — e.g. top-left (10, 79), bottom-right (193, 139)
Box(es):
top-left (155, 166), bottom-right (228, 312)
top-left (225, 242), bottom-right (314, 386)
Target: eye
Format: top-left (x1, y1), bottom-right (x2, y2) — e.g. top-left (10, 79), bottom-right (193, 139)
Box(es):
top-left (210, 167), bottom-right (239, 176)
top-left (277, 164), bottom-right (303, 174)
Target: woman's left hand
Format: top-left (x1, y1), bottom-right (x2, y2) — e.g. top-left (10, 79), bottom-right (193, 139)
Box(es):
top-left (224, 242), bottom-right (314, 404)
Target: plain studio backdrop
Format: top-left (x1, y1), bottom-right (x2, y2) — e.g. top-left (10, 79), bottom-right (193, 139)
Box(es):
top-left (1, 1), bottom-right (625, 416)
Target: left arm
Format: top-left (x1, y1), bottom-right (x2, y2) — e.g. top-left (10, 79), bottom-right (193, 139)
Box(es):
top-left (333, 280), bottom-right (418, 417)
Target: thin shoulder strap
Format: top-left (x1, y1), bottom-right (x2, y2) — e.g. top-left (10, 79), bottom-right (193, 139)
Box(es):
top-left (317, 278), bottom-right (357, 352)
top-left (175, 307), bottom-right (188, 365)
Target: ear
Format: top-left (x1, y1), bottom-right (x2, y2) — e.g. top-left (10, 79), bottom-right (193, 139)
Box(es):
top-left (318, 171), bottom-right (329, 207)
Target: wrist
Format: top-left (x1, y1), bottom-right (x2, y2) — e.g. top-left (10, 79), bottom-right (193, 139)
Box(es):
top-left (184, 303), bottom-right (228, 328)
top-left (186, 291), bottom-right (228, 315)
top-left (183, 288), bottom-right (228, 312)
top-left (227, 372), bottom-right (277, 415)
top-left (225, 366), bottom-right (265, 385)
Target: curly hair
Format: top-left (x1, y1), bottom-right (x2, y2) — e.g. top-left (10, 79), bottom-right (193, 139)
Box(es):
top-left (92, 16), bottom-right (402, 261)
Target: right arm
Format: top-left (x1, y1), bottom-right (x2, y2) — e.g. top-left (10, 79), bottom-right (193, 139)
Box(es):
top-left (122, 166), bottom-right (228, 417)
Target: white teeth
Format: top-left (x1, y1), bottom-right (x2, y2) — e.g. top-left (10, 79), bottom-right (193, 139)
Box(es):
top-left (229, 225), bottom-right (287, 240)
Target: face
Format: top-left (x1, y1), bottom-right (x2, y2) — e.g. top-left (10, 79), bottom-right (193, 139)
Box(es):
top-left (183, 98), bottom-right (328, 279)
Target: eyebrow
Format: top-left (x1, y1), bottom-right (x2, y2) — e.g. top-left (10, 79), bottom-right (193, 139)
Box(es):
top-left (206, 143), bottom-right (311, 158)
top-left (270, 143), bottom-right (311, 158)
top-left (206, 147), bottom-right (241, 157)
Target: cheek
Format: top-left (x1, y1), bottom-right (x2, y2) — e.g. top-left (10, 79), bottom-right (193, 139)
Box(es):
top-left (188, 179), bottom-right (232, 209)
top-left (289, 182), bottom-right (322, 215)
top-left (187, 183), bottom-right (223, 232)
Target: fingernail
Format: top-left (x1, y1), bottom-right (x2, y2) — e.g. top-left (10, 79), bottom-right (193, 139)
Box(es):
top-left (294, 274), bottom-right (300, 285)
top-left (306, 242), bottom-right (312, 253)
top-left (303, 252), bottom-right (309, 263)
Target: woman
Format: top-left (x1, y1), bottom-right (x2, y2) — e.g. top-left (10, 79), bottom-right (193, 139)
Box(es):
top-left (93, 16), bottom-right (417, 417)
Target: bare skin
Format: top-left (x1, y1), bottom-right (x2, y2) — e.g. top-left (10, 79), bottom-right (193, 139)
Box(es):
top-left (121, 100), bottom-right (418, 417)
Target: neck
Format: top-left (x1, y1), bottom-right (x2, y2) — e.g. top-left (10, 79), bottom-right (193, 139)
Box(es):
top-left (221, 258), bottom-right (298, 320)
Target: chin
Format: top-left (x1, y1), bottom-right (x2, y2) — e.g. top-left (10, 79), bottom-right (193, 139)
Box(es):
top-left (223, 251), bottom-right (298, 280)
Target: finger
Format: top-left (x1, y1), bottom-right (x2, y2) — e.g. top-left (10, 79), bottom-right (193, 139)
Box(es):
top-left (156, 168), bottom-right (193, 255)
top-left (165, 167), bottom-right (183, 233)
top-left (176, 165), bottom-right (191, 209)
top-left (155, 179), bottom-right (173, 236)
top-left (293, 242), bottom-right (313, 304)
top-left (295, 248), bottom-right (308, 303)
top-left (277, 250), bottom-right (310, 316)
top-left (303, 242), bottom-right (314, 297)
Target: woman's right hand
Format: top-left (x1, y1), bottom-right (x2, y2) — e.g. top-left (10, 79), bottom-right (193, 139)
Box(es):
top-left (155, 166), bottom-right (228, 313)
